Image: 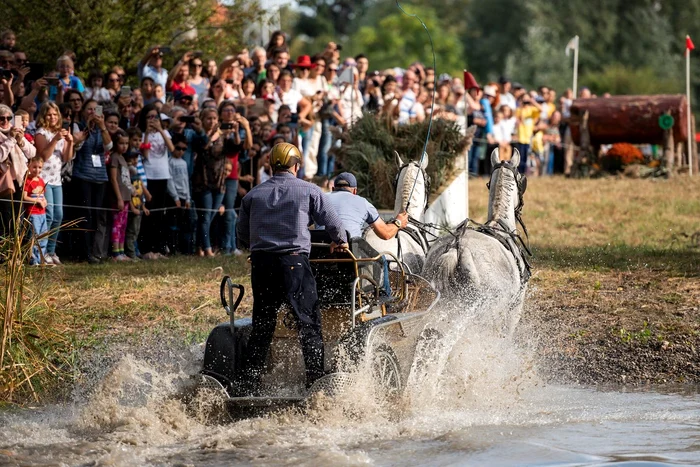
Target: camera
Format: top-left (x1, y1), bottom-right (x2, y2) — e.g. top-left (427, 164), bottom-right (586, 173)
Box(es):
top-left (44, 76), bottom-right (60, 86)
top-left (179, 115), bottom-right (195, 124)
top-left (0, 68), bottom-right (12, 80)
top-left (158, 46), bottom-right (172, 56)
top-left (220, 122), bottom-right (234, 130)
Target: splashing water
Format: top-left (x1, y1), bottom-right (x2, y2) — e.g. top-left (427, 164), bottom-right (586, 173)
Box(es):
top-left (1, 300), bottom-right (700, 466)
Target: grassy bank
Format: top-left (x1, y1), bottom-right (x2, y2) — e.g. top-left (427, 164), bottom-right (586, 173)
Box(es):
top-left (4, 175), bottom-right (700, 403)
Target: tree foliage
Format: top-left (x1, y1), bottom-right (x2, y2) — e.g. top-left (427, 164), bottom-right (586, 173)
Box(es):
top-left (0, 0), bottom-right (261, 75)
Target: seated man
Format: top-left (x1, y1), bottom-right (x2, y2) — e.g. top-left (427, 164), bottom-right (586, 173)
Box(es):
top-left (326, 172), bottom-right (408, 240)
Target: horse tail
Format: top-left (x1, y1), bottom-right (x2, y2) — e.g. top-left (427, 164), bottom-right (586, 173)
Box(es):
top-left (424, 243), bottom-right (460, 293)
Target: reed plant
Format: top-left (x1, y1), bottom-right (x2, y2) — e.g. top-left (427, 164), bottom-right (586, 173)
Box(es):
top-left (0, 205), bottom-right (76, 404)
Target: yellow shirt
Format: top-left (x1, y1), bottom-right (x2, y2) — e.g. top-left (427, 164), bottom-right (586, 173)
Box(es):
top-left (515, 106), bottom-right (540, 144)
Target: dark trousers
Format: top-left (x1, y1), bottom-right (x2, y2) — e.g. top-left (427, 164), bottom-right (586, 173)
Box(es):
top-left (513, 143), bottom-right (530, 174)
top-left (139, 179), bottom-right (168, 254)
top-left (74, 177), bottom-right (106, 260)
top-left (167, 200), bottom-right (193, 254)
top-left (0, 181), bottom-right (23, 239)
top-left (243, 251), bottom-right (325, 388)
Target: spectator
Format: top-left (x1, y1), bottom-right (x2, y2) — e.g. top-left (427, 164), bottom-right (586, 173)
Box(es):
top-left (0, 30), bottom-right (16, 51)
top-left (71, 99), bottom-right (112, 263)
top-left (107, 129), bottom-right (133, 261)
top-left (84, 70), bottom-right (111, 102)
top-left (35, 102), bottom-right (73, 264)
top-left (188, 55), bottom-right (210, 105)
top-left (50, 55), bottom-right (84, 101)
top-left (167, 51), bottom-right (196, 97)
top-left (138, 103), bottom-right (174, 259)
top-left (246, 46), bottom-right (268, 84)
top-left (398, 70), bottom-right (419, 124)
top-left (265, 30), bottom-right (287, 58)
top-left (271, 48), bottom-right (292, 72)
top-left (141, 77), bottom-right (158, 106)
top-left (138, 46), bottom-right (169, 90)
top-left (124, 148), bottom-right (150, 259)
top-left (0, 104), bottom-right (35, 238)
top-left (208, 77), bottom-right (227, 107)
top-left (205, 59), bottom-right (217, 80)
top-left (355, 54), bottom-right (370, 94)
top-left (23, 156), bottom-right (50, 265)
top-left (192, 107), bottom-right (226, 257)
top-left (514, 94), bottom-right (540, 174)
top-left (166, 133), bottom-right (192, 254)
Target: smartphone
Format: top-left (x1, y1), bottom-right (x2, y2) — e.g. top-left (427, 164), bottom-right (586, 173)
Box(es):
top-left (44, 76), bottom-right (59, 86)
top-left (165, 92), bottom-right (174, 102)
top-left (120, 85), bottom-right (131, 97)
top-left (0, 69), bottom-right (12, 80)
top-left (220, 122), bottom-right (234, 130)
top-left (179, 115), bottom-right (195, 123)
top-left (160, 46), bottom-right (172, 54)
top-left (14, 116), bottom-right (22, 128)
top-left (62, 121), bottom-right (71, 130)
top-left (225, 79), bottom-right (234, 85)
top-left (94, 105), bottom-right (103, 117)
top-left (290, 114), bottom-right (299, 124)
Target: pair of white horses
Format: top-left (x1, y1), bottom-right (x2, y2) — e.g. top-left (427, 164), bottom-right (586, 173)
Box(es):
top-left (363, 147), bottom-right (530, 330)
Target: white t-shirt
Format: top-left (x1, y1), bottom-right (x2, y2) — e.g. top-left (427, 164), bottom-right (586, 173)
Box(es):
top-left (275, 89), bottom-right (303, 113)
top-left (36, 128), bottom-right (65, 186)
top-left (493, 121), bottom-right (512, 144)
top-left (142, 130), bottom-right (171, 180)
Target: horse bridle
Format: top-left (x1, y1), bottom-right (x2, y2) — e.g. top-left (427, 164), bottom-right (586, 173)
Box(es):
top-left (487, 160), bottom-right (529, 237)
top-left (393, 161), bottom-right (431, 212)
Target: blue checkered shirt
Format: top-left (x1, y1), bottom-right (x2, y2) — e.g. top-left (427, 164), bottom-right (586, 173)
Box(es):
top-left (237, 172), bottom-right (347, 254)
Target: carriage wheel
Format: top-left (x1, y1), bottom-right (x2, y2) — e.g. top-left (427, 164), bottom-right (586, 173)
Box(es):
top-left (371, 345), bottom-right (403, 398)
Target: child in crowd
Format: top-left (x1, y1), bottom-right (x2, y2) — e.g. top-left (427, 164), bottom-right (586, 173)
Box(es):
top-left (23, 156), bottom-right (50, 266)
top-left (166, 134), bottom-right (192, 254)
top-left (108, 129), bottom-right (134, 260)
top-left (125, 150), bottom-right (150, 259)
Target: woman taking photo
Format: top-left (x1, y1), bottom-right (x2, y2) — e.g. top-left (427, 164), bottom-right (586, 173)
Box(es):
top-left (71, 99), bottom-right (111, 263)
top-left (0, 104), bottom-right (35, 238)
top-left (192, 107), bottom-right (226, 257)
top-left (188, 56), bottom-right (210, 105)
top-left (138, 103), bottom-right (174, 259)
top-left (34, 102), bottom-right (73, 264)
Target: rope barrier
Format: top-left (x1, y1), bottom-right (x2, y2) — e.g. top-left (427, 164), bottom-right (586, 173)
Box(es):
top-left (0, 197), bottom-right (234, 213)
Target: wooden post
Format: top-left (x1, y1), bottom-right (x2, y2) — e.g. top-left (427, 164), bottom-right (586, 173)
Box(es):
top-left (676, 142), bottom-right (684, 169)
top-left (663, 127), bottom-right (675, 173)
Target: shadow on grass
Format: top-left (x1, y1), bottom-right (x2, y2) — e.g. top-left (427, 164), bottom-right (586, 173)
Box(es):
top-left (532, 243), bottom-right (699, 276)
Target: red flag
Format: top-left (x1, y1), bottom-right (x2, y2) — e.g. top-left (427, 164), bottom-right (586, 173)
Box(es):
top-left (687, 35), bottom-right (695, 51)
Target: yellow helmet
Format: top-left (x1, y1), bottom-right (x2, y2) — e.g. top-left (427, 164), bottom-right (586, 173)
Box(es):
top-left (270, 142), bottom-right (301, 169)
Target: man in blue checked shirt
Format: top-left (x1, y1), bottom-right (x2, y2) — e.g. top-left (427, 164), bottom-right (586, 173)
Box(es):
top-left (237, 142), bottom-right (348, 392)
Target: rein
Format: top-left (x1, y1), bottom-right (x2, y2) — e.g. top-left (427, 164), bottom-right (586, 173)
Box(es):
top-left (487, 160), bottom-right (530, 247)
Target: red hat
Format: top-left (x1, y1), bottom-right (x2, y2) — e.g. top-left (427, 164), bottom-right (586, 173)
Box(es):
top-left (292, 55), bottom-right (316, 69)
top-left (463, 71), bottom-right (480, 90)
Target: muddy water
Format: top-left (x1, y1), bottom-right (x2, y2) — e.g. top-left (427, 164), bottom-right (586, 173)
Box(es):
top-left (1, 321), bottom-right (700, 466)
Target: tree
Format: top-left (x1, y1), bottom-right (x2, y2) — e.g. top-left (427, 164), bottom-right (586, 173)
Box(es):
top-left (0, 0), bottom-right (261, 76)
top-left (352, 4), bottom-right (465, 75)
top-left (295, 0), bottom-right (372, 39)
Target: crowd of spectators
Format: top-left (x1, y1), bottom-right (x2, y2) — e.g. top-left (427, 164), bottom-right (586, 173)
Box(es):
top-left (0, 28), bottom-right (590, 265)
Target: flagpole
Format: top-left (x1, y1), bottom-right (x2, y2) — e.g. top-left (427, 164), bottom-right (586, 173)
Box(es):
top-left (573, 35), bottom-right (579, 98)
top-left (686, 38), bottom-right (694, 176)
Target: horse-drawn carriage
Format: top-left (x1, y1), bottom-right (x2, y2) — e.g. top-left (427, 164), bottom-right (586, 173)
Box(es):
top-left (195, 230), bottom-right (440, 414)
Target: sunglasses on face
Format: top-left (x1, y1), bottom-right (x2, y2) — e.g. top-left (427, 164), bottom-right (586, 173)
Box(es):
top-left (0, 116), bottom-right (12, 122)
top-left (0, 60), bottom-right (13, 66)
top-left (193, 63), bottom-right (203, 67)
top-left (69, 98), bottom-right (82, 103)
top-left (174, 146), bottom-right (187, 151)
top-left (109, 78), bottom-right (120, 82)
top-left (147, 114), bottom-right (158, 119)
top-left (15, 59), bottom-right (27, 65)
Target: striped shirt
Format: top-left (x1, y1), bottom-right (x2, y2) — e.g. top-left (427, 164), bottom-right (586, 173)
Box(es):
top-left (237, 172), bottom-right (347, 254)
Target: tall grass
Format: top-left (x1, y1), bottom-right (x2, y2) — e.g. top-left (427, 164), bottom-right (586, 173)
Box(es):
top-left (0, 205), bottom-right (75, 404)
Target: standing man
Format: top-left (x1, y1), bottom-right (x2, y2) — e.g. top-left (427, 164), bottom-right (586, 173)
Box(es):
top-left (236, 143), bottom-right (348, 392)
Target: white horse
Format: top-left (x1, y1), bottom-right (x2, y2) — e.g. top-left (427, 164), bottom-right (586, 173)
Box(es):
top-left (363, 152), bottom-right (430, 274)
top-left (422, 148), bottom-right (530, 332)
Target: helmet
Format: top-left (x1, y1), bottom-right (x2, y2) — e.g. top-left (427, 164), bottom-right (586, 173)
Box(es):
top-left (270, 142), bottom-right (301, 169)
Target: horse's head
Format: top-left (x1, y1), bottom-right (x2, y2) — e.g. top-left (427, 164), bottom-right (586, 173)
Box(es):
top-left (486, 148), bottom-right (527, 231)
top-left (394, 151), bottom-right (431, 220)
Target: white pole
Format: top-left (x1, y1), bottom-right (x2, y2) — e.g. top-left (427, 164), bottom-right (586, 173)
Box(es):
top-left (687, 43), bottom-right (694, 176)
top-left (573, 36), bottom-right (579, 98)
top-left (463, 69), bottom-right (469, 218)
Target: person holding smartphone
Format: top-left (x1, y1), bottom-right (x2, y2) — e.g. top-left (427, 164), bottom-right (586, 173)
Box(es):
top-left (138, 103), bottom-right (174, 259)
top-left (70, 99), bottom-right (112, 264)
top-left (34, 102), bottom-right (73, 264)
top-left (137, 46), bottom-right (169, 90)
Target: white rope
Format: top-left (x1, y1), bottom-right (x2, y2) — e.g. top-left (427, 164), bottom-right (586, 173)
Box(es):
top-left (0, 198), bottom-right (233, 213)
